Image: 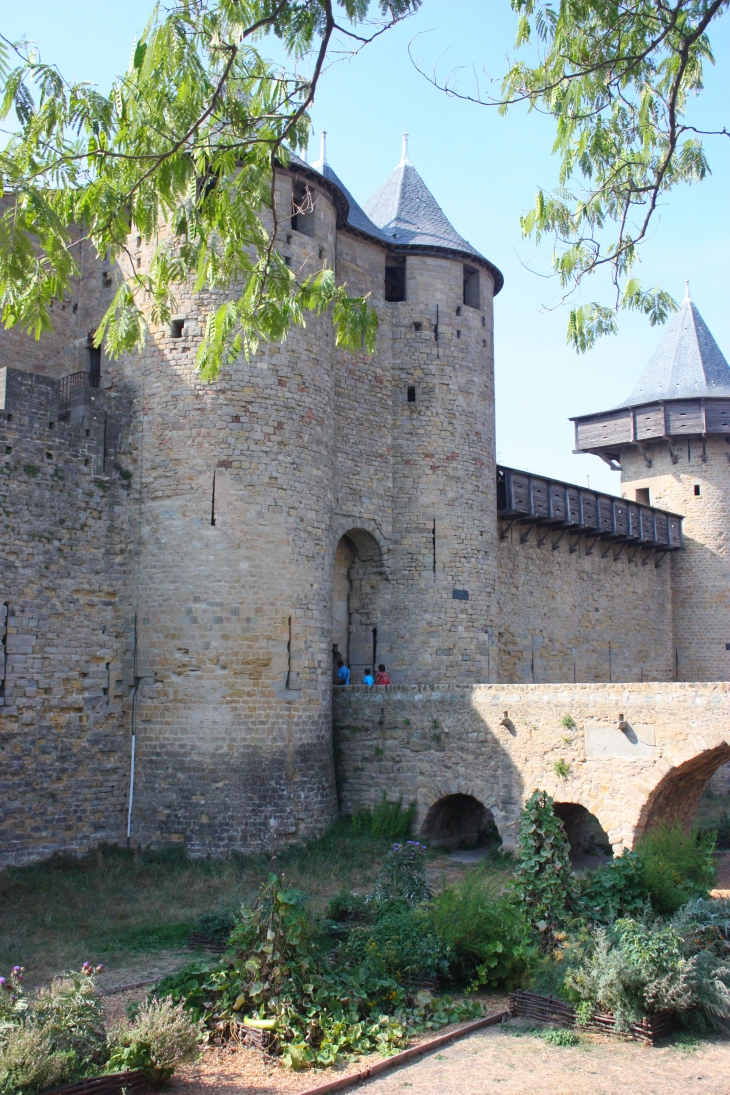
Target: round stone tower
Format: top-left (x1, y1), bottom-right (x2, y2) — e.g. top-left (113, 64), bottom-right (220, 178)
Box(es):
top-left (362, 137), bottom-right (504, 684)
top-left (572, 289), bottom-right (730, 681)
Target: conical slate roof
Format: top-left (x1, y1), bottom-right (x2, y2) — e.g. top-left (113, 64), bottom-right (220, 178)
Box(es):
top-left (618, 292), bottom-right (730, 406)
top-left (364, 159), bottom-right (484, 259)
top-left (314, 162), bottom-right (390, 241)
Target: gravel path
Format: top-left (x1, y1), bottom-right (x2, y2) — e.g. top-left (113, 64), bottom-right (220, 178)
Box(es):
top-left (358, 1021), bottom-right (730, 1095)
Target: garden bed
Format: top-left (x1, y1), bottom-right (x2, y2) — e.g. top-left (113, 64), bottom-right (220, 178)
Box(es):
top-left (43, 1072), bottom-right (148, 1095)
top-left (509, 989), bottom-right (674, 1044)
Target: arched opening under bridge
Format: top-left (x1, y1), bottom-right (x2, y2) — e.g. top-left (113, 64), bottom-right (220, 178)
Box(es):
top-left (553, 802), bottom-right (612, 861)
top-left (637, 743), bottom-right (730, 837)
top-left (333, 529), bottom-right (386, 681)
top-left (421, 793), bottom-right (500, 850)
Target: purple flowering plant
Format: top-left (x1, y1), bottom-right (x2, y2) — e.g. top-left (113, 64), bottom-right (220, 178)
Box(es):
top-left (372, 840), bottom-right (431, 906)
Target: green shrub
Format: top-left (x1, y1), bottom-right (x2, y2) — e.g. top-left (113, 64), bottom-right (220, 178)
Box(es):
top-left (106, 997), bottom-right (201, 1082)
top-left (32, 966), bottom-right (108, 1075)
top-left (565, 918), bottom-right (730, 1032)
top-left (325, 889), bottom-right (370, 924)
top-left (672, 897), bottom-right (730, 958)
top-left (514, 790), bottom-right (574, 942)
top-left (193, 912), bottom-right (236, 944)
top-left (553, 759), bottom-right (570, 779)
top-left (636, 823), bottom-right (716, 914)
top-left (0, 1026), bottom-right (69, 1095)
top-left (352, 796), bottom-right (415, 840)
top-left (341, 901), bottom-right (447, 982)
top-left (372, 842), bottom-right (431, 906)
top-left (574, 851), bottom-right (648, 925)
top-left (425, 869), bottom-right (532, 989)
top-left (540, 1026), bottom-right (579, 1046)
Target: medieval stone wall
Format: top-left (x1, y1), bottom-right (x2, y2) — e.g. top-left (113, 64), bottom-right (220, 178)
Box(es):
top-left (0, 367), bottom-right (132, 867)
top-left (333, 682), bottom-right (730, 853)
top-left (496, 525), bottom-right (676, 683)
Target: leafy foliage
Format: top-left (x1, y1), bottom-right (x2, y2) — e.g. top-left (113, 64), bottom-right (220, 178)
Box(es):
top-left (352, 796), bottom-right (416, 840)
top-left (502, 0), bottom-right (726, 349)
top-left (635, 823), bottom-right (716, 914)
top-left (155, 871), bottom-right (480, 1070)
top-left (574, 851), bottom-right (648, 925)
top-left (0, 1025), bottom-right (69, 1095)
top-left (106, 997), bottom-right (201, 1082)
top-left (565, 917), bottom-right (730, 1031)
top-left (31, 967), bottom-right (108, 1073)
top-left (425, 868), bottom-right (533, 989)
top-left (372, 842), bottom-right (431, 906)
top-left (514, 790), bottom-right (574, 941)
top-left (0, 0), bottom-right (419, 377)
top-left (341, 901), bottom-right (448, 982)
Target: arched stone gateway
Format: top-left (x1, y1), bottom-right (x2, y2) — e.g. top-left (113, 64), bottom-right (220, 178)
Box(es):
top-left (421, 793), bottom-right (499, 849)
top-left (332, 528), bottom-right (388, 681)
top-left (553, 802), bottom-right (612, 858)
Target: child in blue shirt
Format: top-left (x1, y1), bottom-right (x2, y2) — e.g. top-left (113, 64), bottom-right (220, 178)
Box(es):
top-left (363, 671), bottom-right (374, 686)
top-left (336, 660), bottom-right (351, 685)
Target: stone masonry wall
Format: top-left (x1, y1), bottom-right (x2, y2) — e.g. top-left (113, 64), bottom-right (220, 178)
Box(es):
top-left (497, 524), bottom-right (675, 683)
top-left (0, 367), bottom-right (132, 867)
top-left (334, 683), bottom-right (730, 852)
top-left (621, 437), bottom-right (730, 683)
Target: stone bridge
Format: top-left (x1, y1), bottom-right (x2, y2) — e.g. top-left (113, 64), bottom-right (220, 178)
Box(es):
top-left (333, 683), bottom-right (730, 853)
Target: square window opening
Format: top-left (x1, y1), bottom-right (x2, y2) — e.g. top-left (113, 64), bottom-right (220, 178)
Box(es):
top-left (694, 484), bottom-right (701, 496)
top-left (291, 182), bottom-right (315, 237)
top-left (413, 321), bottom-right (422, 332)
top-left (171, 318), bottom-right (185, 339)
top-left (385, 257), bottom-right (406, 302)
top-left (463, 265), bottom-right (480, 309)
top-left (635, 487), bottom-right (650, 505)
top-left (407, 385), bottom-right (416, 403)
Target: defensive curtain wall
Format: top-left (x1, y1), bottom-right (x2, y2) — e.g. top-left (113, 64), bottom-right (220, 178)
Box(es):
top-left (333, 683), bottom-right (730, 854)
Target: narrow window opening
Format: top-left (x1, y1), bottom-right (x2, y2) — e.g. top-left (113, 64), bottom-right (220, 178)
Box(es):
top-left (286, 616), bottom-right (292, 688)
top-left (5, 446), bottom-right (12, 455)
top-left (284, 256), bottom-right (291, 267)
top-left (136, 235), bottom-right (142, 249)
top-left (694, 483), bottom-right (701, 496)
top-left (482, 339), bottom-right (487, 347)
top-left (101, 271), bottom-right (112, 288)
top-left (87, 330), bottom-right (101, 387)
top-left (291, 182), bottom-right (315, 237)
top-left (635, 487), bottom-right (650, 505)
top-left (6, 414), bottom-right (12, 423)
top-left (84, 458), bottom-right (90, 466)
top-left (170, 318), bottom-right (185, 339)
top-left (372, 627), bottom-right (378, 673)
top-left (413, 321), bottom-right (422, 332)
top-left (102, 662), bottom-right (110, 700)
top-left (385, 257), bottom-right (406, 302)
top-left (318, 247), bottom-right (325, 260)
top-left (481, 315), bottom-right (486, 327)
top-left (0, 602), bottom-right (7, 701)
top-left (687, 439), bottom-right (692, 462)
top-left (463, 265), bottom-right (480, 308)
top-left (72, 302), bottom-right (78, 314)
top-left (211, 472), bottom-right (216, 526)
top-left (407, 385), bottom-right (416, 403)
top-left (85, 428), bottom-right (90, 437)
top-left (432, 519), bottom-right (436, 575)
top-left (286, 233), bottom-right (292, 244)
top-left (456, 330), bottom-right (461, 339)
top-left (48, 422), bottom-right (55, 430)
top-left (455, 305), bottom-right (462, 316)
top-left (45, 451), bottom-right (53, 461)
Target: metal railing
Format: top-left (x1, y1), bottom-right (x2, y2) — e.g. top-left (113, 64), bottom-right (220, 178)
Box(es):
top-left (58, 370), bottom-right (99, 406)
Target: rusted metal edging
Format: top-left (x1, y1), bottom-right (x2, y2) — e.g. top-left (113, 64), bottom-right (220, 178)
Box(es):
top-left (295, 1010), bottom-right (509, 1095)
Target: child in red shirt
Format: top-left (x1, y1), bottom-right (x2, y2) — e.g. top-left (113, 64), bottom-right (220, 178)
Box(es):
top-left (374, 663), bottom-right (391, 685)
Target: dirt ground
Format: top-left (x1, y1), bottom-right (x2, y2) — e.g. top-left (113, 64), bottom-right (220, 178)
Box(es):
top-left (160, 1019), bottom-right (730, 1095)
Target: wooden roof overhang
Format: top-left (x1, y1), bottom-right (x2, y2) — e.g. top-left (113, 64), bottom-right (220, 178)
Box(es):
top-left (496, 465), bottom-right (683, 565)
top-left (571, 398), bottom-right (730, 469)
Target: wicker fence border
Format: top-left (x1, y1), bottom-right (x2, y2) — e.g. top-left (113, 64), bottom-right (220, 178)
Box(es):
top-left (509, 990), bottom-right (674, 1044)
top-left (42, 1070), bottom-right (148, 1095)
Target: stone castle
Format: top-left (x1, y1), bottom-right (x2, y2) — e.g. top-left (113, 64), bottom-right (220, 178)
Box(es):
top-left (1, 137), bottom-right (729, 866)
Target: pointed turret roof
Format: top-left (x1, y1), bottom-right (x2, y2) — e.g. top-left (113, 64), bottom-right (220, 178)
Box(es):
top-left (617, 289), bottom-right (730, 407)
top-left (363, 135), bottom-right (485, 261)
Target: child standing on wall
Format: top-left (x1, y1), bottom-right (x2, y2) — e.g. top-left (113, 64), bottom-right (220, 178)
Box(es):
top-left (375, 664), bottom-right (391, 685)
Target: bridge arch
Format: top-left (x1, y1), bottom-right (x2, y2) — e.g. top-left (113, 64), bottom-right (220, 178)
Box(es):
top-left (637, 743), bottom-right (730, 836)
top-left (421, 792), bottom-right (500, 849)
top-left (553, 801), bottom-right (612, 858)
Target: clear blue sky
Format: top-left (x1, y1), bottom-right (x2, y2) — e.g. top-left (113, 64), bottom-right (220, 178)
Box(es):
top-left (4, 1), bottom-right (729, 492)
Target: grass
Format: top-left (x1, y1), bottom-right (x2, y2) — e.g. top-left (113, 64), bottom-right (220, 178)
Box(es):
top-left (0, 821), bottom-right (393, 986)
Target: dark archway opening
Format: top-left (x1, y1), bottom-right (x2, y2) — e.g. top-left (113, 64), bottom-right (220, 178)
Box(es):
top-left (421, 794), bottom-right (500, 850)
top-left (553, 802), bottom-right (612, 861)
top-left (332, 529), bottom-right (386, 683)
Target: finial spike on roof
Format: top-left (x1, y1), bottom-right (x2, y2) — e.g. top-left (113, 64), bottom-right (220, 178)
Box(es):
top-left (684, 279), bottom-right (691, 301)
top-left (320, 130), bottom-right (327, 165)
top-left (400, 131), bottom-right (410, 165)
